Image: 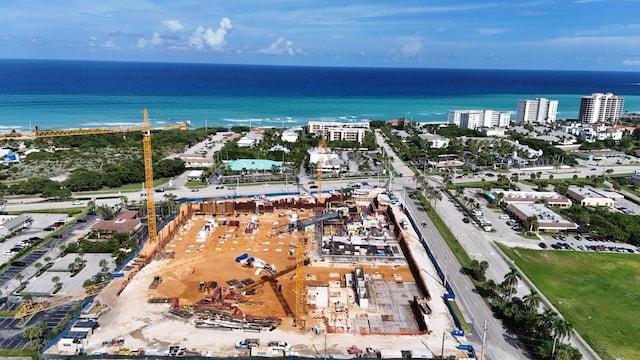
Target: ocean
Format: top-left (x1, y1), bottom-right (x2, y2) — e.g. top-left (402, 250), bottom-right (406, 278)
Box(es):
top-left (1, 59), bottom-right (640, 131)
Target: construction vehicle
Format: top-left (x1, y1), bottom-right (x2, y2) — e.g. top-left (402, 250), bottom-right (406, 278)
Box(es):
top-left (14, 281), bottom-right (108, 319)
top-left (34, 109), bottom-right (188, 244)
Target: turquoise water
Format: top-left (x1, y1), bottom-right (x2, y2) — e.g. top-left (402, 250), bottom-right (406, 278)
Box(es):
top-left (2, 59), bottom-right (640, 130)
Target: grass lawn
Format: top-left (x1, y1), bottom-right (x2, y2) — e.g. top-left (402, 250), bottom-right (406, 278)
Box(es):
top-left (500, 246), bottom-right (640, 360)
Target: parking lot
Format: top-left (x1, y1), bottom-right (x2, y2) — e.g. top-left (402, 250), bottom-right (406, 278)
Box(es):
top-left (0, 212), bottom-right (103, 350)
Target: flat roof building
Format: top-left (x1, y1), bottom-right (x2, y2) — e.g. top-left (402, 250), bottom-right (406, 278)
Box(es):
top-left (491, 190), bottom-right (572, 208)
top-left (308, 121), bottom-right (369, 144)
top-left (565, 186), bottom-right (615, 207)
top-left (447, 110), bottom-right (510, 130)
top-left (506, 203), bottom-right (578, 232)
top-left (516, 98), bottom-right (558, 124)
top-left (578, 93), bottom-right (624, 124)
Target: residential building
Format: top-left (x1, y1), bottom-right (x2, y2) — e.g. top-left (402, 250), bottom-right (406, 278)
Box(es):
top-left (578, 93), bottom-right (624, 123)
top-left (447, 110), bottom-right (510, 130)
top-left (281, 127), bottom-right (302, 143)
top-left (237, 129), bottom-right (265, 147)
top-left (308, 121), bottom-right (369, 143)
top-left (418, 134), bottom-right (450, 149)
top-left (559, 123), bottom-right (625, 142)
top-left (479, 128), bottom-right (506, 137)
top-left (516, 98), bottom-right (558, 124)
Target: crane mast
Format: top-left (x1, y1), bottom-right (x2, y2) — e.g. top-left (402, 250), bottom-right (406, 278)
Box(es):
top-left (141, 109), bottom-right (157, 244)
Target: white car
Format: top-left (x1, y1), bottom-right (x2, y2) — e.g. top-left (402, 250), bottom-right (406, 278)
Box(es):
top-left (498, 214), bottom-right (510, 220)
top-left (72, 200), bottom-right (84, 205)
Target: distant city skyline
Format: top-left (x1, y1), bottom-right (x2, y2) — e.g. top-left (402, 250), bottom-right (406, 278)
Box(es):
top-left (1, 0), bottom-right (640, 71)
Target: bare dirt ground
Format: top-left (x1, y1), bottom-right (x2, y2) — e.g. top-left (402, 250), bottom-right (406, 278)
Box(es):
top-left (55, 210), bottom-right (466, 358)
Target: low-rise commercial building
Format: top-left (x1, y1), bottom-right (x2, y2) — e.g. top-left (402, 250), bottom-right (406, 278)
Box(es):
top-left (491, 190), bottom-right (572, 208)
top-left (565, 186), bottom-right (615, 207)
top-left (506, 203), bottom-right (578, 232)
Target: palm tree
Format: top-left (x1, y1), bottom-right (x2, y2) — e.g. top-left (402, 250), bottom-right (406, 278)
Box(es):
top-left (51, 276), bottom-right (61, 287)
top-left (44, 256), bottom-right (52, 265)
top-left (430, 190), bottom-right (443, 209)
top-left (523, 291), bottom-right (542, 311)
top-left (99, 259), bottom-right (109, 273)
top-left (34, 262), bottom-right (43, 271)
top-left (22, 292), bottom-right (33, 305)
top-left (503, 267), bottom-right (521, 293)
top-left (15, 273), bottom-right (24, 285)
top-left (552, 318), bottom-right (574, 341)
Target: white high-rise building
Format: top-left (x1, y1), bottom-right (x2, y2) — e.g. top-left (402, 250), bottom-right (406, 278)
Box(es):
top-left (578, 93), bottom-right (624, 123)
top-left (516, 98), bottom-right (558, 124)
top-left (447, 110), bottom-right (510, 130)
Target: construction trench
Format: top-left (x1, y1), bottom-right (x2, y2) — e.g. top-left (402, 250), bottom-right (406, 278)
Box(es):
top-left (111, 193), bottom-right (440, 337)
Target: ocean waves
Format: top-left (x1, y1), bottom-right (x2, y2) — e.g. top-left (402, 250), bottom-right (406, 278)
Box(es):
top-left (2, 60), bottom-right (640, 130)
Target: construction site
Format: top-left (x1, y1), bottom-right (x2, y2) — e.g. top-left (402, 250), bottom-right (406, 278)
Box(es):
top-left (53, 191), bottom-right (465, 358)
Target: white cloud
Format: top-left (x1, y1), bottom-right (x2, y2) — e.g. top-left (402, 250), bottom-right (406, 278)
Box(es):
top-left (622, 58), bottom-right (640, 66)
top-left (104, 38), bottom-right (115, 49)
top-left (188, 17), bottom-right (232, 51)
top-left (138, 32), bottom-right (162, 49)
top-left (89, 36), bottom-right (98, 47)
top-left (257, 37), bottom-right (302, 56)
top-left (477, 28), bottom-right (505, 35)
top-left (387, 37), bottom-right (423, 62)
top-left (163, 20), bottom-right (185, 32)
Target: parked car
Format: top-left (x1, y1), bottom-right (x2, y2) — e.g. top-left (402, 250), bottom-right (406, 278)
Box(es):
top-left (462, 218), bottom-right (470, 223)
top-left (499, 214), bottom-right (510, 220)
top-left (71, 200), bottom-right (84, 205)
top-left (267, 341), bottom-right (291, 351)
top-left (235, 338), bottom-right (260, 349)
top-left (44, 226), bottom-right (56, 231)
top-left (77, 218), bottom-right (88, 223)
top-left (11, 261), bottom-right (27, 267)
top-left (538, 242), bottom-right (548, 249)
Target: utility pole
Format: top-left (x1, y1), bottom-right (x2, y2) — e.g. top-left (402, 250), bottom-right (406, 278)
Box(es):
top-left (440, 330), bottom-right (445, 359)
top-left (480, 319), bottom-right (488, 360)
top-left (551, 337), bottom-right (557, 360)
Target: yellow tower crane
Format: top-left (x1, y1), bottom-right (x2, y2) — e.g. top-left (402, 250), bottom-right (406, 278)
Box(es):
top-left (34, 108), bottom-right (187, 245)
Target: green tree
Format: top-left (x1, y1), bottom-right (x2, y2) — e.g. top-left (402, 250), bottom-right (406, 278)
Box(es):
top-left (95, 204), bottom-right (116, 220)
top-left (523, 291), bottom-right (541, 312)
top-left (468, 259), bottom-right (489, 282)
top-left (64, 168), bottom-right (104, 191)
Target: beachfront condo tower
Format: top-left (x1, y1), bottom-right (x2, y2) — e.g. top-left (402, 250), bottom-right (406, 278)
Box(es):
top-left (578, 92), bottom-right (624, 124)
top-left (516, 98), bottom-right (558, 124)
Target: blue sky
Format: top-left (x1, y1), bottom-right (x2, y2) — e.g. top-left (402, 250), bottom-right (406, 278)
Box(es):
top-left (1, 0), bottom-right (640, 70)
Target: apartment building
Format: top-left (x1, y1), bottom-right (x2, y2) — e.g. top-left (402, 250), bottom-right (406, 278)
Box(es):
top-left (516, 98), bottom-right (558, 124)
top-left (308, 121), bottom-right (369, 143)
top-left (447, 110), bottom-right (510, 130)
top-left (578, 93), bottom-right (624, 124)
